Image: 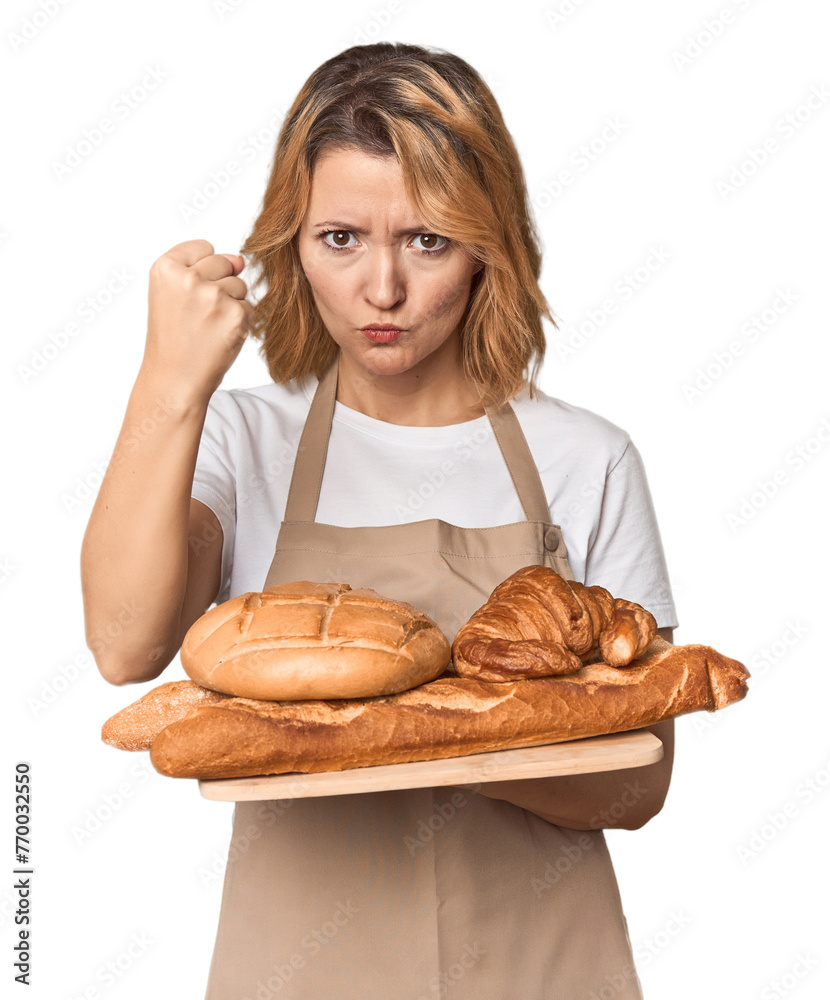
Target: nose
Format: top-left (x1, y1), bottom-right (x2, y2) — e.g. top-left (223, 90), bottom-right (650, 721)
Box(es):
top-left (362, 247), bottom-right (406, 311)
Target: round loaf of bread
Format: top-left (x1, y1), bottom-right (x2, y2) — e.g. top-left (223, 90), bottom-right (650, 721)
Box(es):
top-left (180, 581), bottom-right (452, 700)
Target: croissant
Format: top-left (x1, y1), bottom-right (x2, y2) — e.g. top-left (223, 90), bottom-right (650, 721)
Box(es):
top-left (452, 565), bottom-right (657, 681)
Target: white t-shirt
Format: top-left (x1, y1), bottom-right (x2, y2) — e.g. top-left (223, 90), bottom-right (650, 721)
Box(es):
top-left (191, 376), bottom-right (679, 629)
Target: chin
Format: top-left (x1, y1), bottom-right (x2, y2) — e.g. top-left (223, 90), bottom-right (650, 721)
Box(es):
top-left (341, 340), bottom-right (416, 376)
top-left (360, 354), bottom-right (416, 378)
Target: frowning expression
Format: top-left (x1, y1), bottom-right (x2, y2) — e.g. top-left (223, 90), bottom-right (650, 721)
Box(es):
top-left (297, 146), bottom-right (480, 380)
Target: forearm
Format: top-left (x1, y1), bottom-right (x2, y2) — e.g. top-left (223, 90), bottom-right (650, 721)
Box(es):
top-left (469, 717), bottom-right (675, 830)
top-left (463, 625), bottom-right (676, 830)
top-left (80, 371), bottom-right (209, 684)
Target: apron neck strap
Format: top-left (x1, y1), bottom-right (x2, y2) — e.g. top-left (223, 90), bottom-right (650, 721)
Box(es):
top-left (283, 354), bottom-right (551, 524)
top-left (485, 397), bottom-right (551, 524)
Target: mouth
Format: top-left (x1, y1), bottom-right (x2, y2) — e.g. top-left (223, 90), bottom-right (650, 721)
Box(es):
top-left (361, 325), bottom-right (404, 343)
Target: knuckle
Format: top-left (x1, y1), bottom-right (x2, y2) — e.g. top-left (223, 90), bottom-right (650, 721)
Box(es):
top-left (230, 301), bottom-right (248, 323)
top-left (150, 254), bottom-right (173, 278)
top-left (181, 270), bottom-right (203, 294)
top-left (188, 238), bottom-right (214, 255)
top-left (207, 287), bottom-right (231, 315)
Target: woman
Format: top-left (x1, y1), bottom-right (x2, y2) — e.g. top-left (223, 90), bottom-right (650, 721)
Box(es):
top-left (82, 42), bottom-right (678, 998)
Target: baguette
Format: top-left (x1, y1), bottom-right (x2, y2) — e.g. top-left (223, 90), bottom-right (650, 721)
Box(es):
top-left (101, 637), bottom-right (750, 779)
top-left (100, 681), bottom-right (228, 751)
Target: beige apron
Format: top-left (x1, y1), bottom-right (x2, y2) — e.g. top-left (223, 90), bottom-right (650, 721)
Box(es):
top-left (205, 356), bottom-right (643, 1000)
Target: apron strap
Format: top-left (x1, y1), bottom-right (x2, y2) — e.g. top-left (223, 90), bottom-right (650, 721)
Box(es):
top-left (484, 401), bottom-right (552, 523)
top-left (282, 359), bottom-right (339, 523)
top-left (283, 354), bottom-right (551, 524)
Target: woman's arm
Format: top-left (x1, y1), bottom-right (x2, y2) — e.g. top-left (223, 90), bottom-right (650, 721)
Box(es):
top-left (470, 626), bottom-right (676, 830)
top-left (80, 378), bottom-right (222, 685)
top-left (81, 240), bottom-right (252, 686)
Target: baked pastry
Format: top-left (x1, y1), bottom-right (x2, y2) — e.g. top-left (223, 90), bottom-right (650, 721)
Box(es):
top-left (101, 636), bottom-right (750, 779)
top-left (100, 680), bottom-right (227, 751)
top-left (180, 580), bottom-right (451, 700)
top-left (452, 565), bottom-right (656, 681)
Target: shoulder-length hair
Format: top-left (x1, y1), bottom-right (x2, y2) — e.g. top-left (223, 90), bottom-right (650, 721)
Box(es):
top-left (241, 41), bottom-right (556, 408)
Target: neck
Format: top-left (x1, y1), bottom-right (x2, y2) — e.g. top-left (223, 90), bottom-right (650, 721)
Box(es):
top-left (334, 347), bottom-right (487, 426)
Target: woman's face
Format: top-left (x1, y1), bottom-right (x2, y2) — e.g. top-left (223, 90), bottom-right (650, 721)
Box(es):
top-left (297, 147), bottom-right (480, 381)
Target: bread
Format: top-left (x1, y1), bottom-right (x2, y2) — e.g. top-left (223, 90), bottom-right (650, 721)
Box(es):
top-left (453, 565), bottom-right (657, 681)
top-left (101, 637), bottom-right (750, 779)
top-left (100, 681), bottom-right (228, 751)
top-left (180, 581), bottom-right (451, 700)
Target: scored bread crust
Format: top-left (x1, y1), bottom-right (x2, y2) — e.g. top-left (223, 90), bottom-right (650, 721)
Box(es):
top-left (101, 637), bottom-right (750, 779)
top-left (181, 581), bottom-right (451, 700)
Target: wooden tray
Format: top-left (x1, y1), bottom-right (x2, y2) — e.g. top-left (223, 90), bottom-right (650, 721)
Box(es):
top-left (198, 730), bottom-right (662, 802)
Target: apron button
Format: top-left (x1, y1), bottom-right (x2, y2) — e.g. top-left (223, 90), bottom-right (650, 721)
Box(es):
top-left (544, 527), bottom-right (561, 552)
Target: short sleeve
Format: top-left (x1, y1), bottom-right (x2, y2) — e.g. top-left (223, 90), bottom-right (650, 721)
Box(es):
top-left (191, 390), bottom-right (237, 606)
top-left (584, 441), bottom-right (678, 629)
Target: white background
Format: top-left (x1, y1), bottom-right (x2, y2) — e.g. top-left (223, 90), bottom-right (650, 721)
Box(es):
top-left (3, 0), bottom-right (829, 997)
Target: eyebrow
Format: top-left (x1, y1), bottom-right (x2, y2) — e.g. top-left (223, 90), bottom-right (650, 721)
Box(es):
top-left (311, 220), bottom-right (433, 237)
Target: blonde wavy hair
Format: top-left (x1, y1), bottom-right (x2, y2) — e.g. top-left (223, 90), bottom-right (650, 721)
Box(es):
top-left (241, 42), bottom-right (556, 408)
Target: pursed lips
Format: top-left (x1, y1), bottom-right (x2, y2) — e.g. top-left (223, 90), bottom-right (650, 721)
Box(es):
top-left (361, 327), bottom-right (404, 343)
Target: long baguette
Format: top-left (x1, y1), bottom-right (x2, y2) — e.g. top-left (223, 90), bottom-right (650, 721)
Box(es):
top-left (101, 681), bottom-right (228, 751)
top-left (102, 637), bottom-right (749, 779)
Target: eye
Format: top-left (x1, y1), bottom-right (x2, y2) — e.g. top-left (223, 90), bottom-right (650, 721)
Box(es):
top-left (321, 230), bottom-right (358, 250)
top-left (412, 234), bottom-right (446, 252)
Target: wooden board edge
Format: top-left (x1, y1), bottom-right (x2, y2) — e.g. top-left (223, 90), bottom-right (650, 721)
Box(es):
top-left (197, 731), bottom-right (664, 802)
